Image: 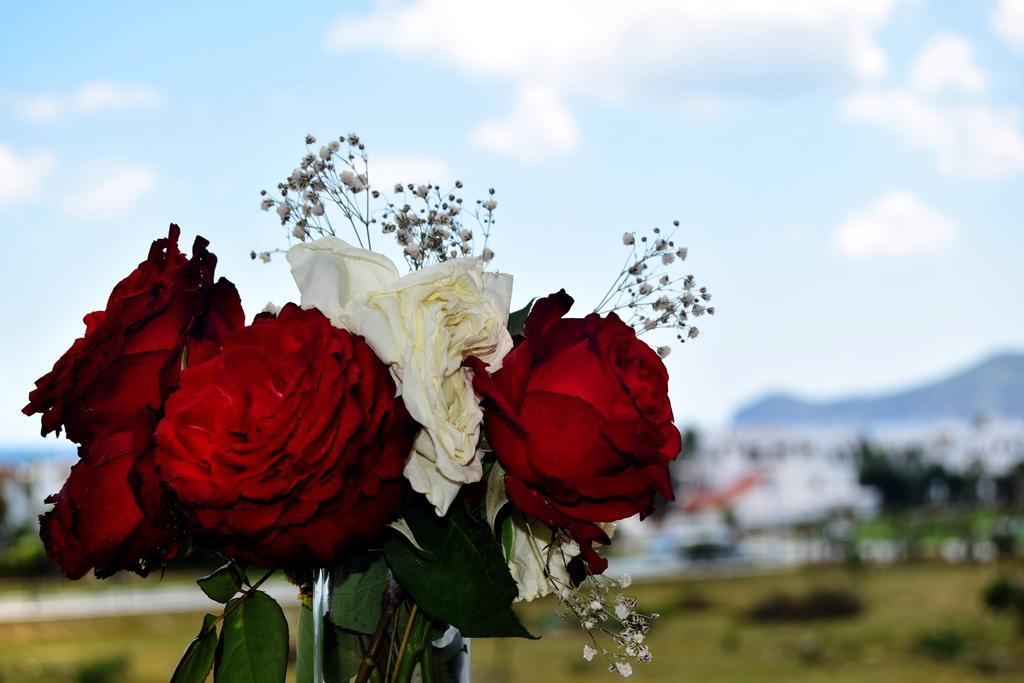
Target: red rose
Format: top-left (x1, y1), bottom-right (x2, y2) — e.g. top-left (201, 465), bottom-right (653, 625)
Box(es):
top-left (40, 425), bottom-right (178, 580)
top-left (470, 291), bottom-right (680, 575)
top-left (24, 224), bottom-right (242, 447)
top-left (154, 304), bottom-right (419, 568)
top-left (26, 225), bottom-right (244, 578)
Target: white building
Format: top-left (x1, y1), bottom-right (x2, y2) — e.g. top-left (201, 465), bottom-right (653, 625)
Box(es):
top-left (677, 426), bottom-right (879, 530)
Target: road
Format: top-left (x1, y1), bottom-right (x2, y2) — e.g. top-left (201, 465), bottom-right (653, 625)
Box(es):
top-left (0, 580), bottom-right (300, 623)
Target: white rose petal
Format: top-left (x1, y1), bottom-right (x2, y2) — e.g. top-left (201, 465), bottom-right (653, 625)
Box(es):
top-left (287, 236), bottom-right (399, 321)
top-left (338, 259), bottom-right (513, 513)
top-left (506, 516), bottom-right (571, 602)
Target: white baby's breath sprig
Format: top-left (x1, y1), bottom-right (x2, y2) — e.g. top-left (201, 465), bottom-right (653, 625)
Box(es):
top-left (525, 528), bottom-right (658, 678)
top-left (595, 220), bottom-right (715, 345)
top-left (258, 132), bottom-right (499, 271)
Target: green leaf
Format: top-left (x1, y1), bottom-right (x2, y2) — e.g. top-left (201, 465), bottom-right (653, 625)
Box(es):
top-left (171, 613), bottom-right (218, 683)
top-left (328, 552), bottom-right (388, 635)
top-left (295, 604), bottom-right (314, 683)
top-left (506, 299), bottom-right (535, 337)
top-left (323, 625), bottom-right (364, 683)
top-left (214, 590), bottom-right (288, 683)
top-left (485, 461), bottom-right (509, 531)
top-left (198, 563), bottom-right (244, 604)
top-left (384, 492), bottom-right (535, 639)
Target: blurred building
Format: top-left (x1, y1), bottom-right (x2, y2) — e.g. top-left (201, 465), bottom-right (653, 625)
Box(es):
top-left (0, 458), bottom-right (70, 532)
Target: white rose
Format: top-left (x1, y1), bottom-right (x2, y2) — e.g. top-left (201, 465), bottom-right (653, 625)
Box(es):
top-left (287, 236), bottom-right (400, 321)
top-left (287, 237), bottom-right (513, 515)
top-left (506, 515), bottom-right (571, 602)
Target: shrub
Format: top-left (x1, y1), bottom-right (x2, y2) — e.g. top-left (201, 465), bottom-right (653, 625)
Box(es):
top-left (914, 628), bottom-right (968, 661)
top-left (748, 588), bottom-right (863, 622)
top-left (678, 591), bottom-right (713, 611)
top-left (75, 656), bottom-right (128, 683)
top-left (983, 575), bottom-right (1024, 612)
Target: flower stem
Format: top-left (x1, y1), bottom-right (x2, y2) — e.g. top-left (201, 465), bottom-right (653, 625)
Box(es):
top-left (390, 604), bottom-right (418, 682)
top-left (391, 605), bottom-right (432, 683)
top-left (355, 578), bottom-right (404, 683)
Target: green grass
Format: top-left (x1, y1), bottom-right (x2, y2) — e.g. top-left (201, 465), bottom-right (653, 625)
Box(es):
top-left (474, 562), bottom-right (1024, 683)
top-left (0, 562), bottom-right (1022, 682)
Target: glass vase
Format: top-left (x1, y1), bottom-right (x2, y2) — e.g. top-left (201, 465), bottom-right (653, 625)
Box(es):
top-left (311, 567), bottom-right (470, 683)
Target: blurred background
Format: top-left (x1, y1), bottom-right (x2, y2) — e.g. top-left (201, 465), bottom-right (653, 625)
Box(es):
top-left (2, 1), bottom-right (1023, 681)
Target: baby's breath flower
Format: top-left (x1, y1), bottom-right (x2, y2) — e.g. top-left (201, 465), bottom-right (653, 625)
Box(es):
top-left (595, 222), bottom-right (714, 346)
top-left (614, 662), bottom-right (633, 677)
top-left (657, 346), bottom-right (671, 359)
top-left (583, 645), bottom-right (597, 662)
top-left (259, 131), bottom-right (502, 270)
top-left (619, 575), bottom-right (632, 589)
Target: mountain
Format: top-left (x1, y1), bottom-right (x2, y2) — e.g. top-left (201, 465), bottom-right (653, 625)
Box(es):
top-left (734, 352), bottom-right (1024, 426)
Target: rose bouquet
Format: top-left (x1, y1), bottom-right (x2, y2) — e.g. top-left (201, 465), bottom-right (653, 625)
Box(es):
top-left (25, 133), bottom-right (713, 683)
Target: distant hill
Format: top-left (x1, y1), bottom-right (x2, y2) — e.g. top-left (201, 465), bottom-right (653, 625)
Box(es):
top-left (734, 352), bottom-right (1024, 426)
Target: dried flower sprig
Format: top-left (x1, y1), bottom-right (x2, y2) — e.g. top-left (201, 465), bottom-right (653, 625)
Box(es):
top-left (523, 528), bottom-right (658, 678)
top-left (376, 183), bottom-right (498, 270)
top-left (595, 221), bottom-right (714, 347)
top-left (257, 133), bottom-right (499, 270)
top-left (552, 567), bottom-right (658, 678)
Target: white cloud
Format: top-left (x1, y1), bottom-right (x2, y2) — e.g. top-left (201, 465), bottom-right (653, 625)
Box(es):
top-left (326, 1), bottom-right (897, 102)
top-left (63, 165), bottom-right (158, 219)
top-left (842, 89), bottom-right (1024, 179)
top-left (909, 34), bottom-right (988, 94)
top-left (471, 86), bottom-right (580, 162)
top-left (4, 81), bottom-right (161, 123)
top-left (0, 144), bottom-right (55, 207)
top-left (367, 155), bottom-right (452, 188)
top-left (993, 0), bottom-right (1024, 53)
top-left (833, 191), bottom-right (956, 259)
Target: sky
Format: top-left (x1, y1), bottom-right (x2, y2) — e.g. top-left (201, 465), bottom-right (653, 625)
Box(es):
top-left (1, 0), bottom-right (1023, 447)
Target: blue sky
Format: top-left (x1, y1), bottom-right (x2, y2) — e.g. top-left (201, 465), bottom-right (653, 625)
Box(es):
top-left (1, 1), bottom-right (1023, 446)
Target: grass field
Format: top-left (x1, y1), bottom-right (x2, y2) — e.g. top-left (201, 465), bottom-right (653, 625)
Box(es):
top-left (1, 561), bottom-right (1022, 682)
